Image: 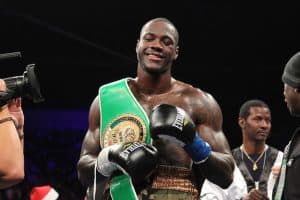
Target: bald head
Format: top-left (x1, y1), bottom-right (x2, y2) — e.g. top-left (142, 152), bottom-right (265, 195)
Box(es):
top-left (140, 18), bottom-right (179, 46)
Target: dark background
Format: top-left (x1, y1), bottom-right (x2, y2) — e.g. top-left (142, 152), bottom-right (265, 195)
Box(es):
top-left (1, 1), bottom-right (300, 199)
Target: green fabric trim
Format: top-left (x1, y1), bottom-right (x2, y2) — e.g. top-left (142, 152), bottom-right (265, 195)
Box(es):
top-left (110, 174), bottom-right (138, 200)
top-left (99, 78), bottom-right (151, 200)
top-left (99, 78), bottom-right (150, 147)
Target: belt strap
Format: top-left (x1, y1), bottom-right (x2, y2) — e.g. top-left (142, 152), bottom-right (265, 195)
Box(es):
top-left (99, 78), bottom-right (150, 200)
top-left (110, 174), bottom-right (138, 200)
top-left (152, 165), bottom-right (199, 199)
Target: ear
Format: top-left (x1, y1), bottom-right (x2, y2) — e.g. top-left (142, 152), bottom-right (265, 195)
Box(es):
top-left (173, 46), bottom-right (179, 60)
top-left (136, 39), bottom-right (140, 53)
top-left (238, 117), bottom-right (245, 129)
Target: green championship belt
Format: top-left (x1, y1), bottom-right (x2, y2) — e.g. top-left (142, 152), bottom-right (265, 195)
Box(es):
top-left (99, 78), bottom-right (151, 200)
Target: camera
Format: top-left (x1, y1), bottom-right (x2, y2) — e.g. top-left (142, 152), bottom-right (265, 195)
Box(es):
top-left (0, 52), bottom-right (44, 107)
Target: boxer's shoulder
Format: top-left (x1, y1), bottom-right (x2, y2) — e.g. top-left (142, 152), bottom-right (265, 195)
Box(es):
top-left (173, 81), bottom-right (215, 104)
top-left (173, 80), bottom-right (204, 93)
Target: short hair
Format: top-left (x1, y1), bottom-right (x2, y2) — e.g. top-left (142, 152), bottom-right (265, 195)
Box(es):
top-left (239, 99), bottom-right (270, 119)
top-left (140, 17), bottom-right (179, 45)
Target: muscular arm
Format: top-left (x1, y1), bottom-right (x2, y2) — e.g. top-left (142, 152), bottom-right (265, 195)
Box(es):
top-left (77, 96), bottom-right (108, 191)
top-left (193, 92), bottom-right (234, 189)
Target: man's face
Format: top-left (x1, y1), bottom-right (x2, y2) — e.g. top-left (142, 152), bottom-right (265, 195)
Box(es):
top-left (239, 106), bottom-right (271, 142)
top-left (283, 83), bottom-right (300, 116)
top-left (136, 21), bottom-right (179, 74)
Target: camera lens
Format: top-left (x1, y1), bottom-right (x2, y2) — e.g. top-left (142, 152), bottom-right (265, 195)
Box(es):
top-left (2, 64), bottom-right (44, 103)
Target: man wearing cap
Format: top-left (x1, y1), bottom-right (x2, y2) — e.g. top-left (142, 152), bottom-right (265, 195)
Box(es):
top-left (272, 51), bottom-right (300, 200)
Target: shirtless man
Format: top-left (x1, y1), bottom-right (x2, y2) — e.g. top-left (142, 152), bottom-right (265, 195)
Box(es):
top-left (77, 17), bottom-right (234, 200)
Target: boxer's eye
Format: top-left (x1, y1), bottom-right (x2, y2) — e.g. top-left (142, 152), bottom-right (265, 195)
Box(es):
top-left (161, 37), bottom-right (174, 46)
top-left (143, 34), bottom-right (155, 42)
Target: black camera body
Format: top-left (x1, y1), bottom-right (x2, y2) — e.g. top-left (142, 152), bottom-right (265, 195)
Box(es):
top-left (0, 52), bottom-right (44, 107)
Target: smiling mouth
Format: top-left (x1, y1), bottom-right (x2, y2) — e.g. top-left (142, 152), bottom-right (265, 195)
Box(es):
top-left (148, 54), bottom-right (163, 61)
top-left (257, 131), bottom-right (268, 137)
top-left (145, 49), bottom-right (164, 58)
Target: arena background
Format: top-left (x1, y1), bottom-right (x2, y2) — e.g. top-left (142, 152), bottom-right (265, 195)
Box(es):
top-left (1, 1), bottom-right (300, 199)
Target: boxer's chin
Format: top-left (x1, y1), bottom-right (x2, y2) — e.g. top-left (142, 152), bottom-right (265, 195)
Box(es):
top-left (141, 63), bottom-right (168, 75)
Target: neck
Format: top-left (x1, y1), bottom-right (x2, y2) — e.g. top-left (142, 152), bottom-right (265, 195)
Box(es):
top-left (242, 140), bottom-right (266, 155)
top-left (136, 66), bottom-right (173, 95)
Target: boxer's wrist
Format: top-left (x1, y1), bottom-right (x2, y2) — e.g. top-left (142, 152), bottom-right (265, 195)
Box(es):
top-left (96, 145), bottom-right (119, 177)
top-left (184, 133), bottom-right (212, 163)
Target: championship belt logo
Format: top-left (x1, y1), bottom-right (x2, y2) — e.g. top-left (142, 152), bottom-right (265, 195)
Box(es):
top-left (101, 114), bottom-right (147, 148)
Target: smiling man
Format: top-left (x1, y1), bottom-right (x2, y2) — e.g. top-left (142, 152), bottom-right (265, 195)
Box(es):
top-left (77, 17), bottom-right (234, 200)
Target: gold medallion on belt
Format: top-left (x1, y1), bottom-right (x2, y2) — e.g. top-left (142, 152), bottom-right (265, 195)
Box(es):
top-left (101, 114), bottom-right (147, 148)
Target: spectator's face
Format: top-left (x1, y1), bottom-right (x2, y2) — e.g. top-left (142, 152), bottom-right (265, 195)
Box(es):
top-left (283, 83), bottom-right (300, 116)
top-left (239, 106), bottom-right (271, 142)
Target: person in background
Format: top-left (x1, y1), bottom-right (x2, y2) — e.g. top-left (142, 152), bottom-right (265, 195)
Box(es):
top-left (201, 99), bottom-right (283, 200)
top-left (272, 51), bottom-right (300, 199)
top-left (0, 79), bottom-right (24, 189)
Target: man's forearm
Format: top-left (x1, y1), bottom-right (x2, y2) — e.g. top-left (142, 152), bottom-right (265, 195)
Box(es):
top-left (77, 155), bottom-right (107, 187)
top-left (194, 152), bottom-right (234, 188)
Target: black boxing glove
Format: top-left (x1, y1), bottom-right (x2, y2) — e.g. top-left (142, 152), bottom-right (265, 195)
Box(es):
top-left (97, 142), bottom-right (159, 184)
top-left (150, 104), bottom-right (212, 164)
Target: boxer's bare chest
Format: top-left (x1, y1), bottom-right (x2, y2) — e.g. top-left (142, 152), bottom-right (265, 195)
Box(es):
top-left (129, 85), bottom-right (193, 168)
